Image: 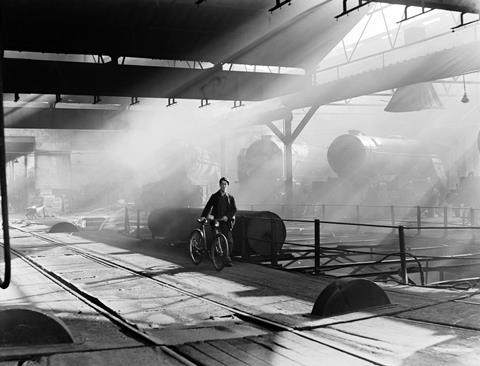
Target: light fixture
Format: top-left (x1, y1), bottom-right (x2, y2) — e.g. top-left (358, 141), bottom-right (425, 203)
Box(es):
top-left (461, 75), bottom-right (469, 103)
top-left (384, 82), bottom-right (443, 112)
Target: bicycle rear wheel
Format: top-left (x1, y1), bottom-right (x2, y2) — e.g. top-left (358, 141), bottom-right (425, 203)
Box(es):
top-left (189, 230), bottom-right (204, 265)
top-left (211, 233), bottom-right (229, 271)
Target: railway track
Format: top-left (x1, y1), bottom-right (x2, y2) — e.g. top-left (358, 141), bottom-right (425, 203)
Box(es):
top-left (5, 224), bottom-right (385, 366)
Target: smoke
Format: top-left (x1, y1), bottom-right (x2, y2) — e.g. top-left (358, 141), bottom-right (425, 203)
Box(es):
top-left (5, 4), bottom-right (480, 219)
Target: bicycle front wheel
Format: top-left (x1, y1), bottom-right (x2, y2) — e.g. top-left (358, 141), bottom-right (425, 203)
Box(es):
top-left (211, 233), bottom-right (229, 271)
top-left (189, 230), bottom-right (204, 265)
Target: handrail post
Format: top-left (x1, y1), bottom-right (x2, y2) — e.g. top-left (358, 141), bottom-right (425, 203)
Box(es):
top-left (470, 208), bottom-right (475, 227)
top-left (270, 218), bottom-right (278, 267)
top-left (124, 206), bottom-right (130, 233)
top-left (398, 225), bottom-right (408, 285)
top-left (314, 219), bottom-right (320, 274)
top-left (356, 205), bottom-right (360, 232)
top-left (390, 205), bottom-right (395, 232)
top-left (136, 209), bottom-right (140, 239)
top-left (322, 204), bottom-right (326, 220)
top-left (416, 206), bottom-right (421, 234)
top-left (443, 206), bottom-right (448, 236)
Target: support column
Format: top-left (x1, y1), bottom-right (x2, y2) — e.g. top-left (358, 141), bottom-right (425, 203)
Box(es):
top-left (220, 134), bottom-right (226, 177)
top-left (266, 104), bottom-right (320, 219)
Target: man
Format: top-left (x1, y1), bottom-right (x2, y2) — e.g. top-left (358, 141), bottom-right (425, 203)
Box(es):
top-left (200, 177), bottom-right (237, 266)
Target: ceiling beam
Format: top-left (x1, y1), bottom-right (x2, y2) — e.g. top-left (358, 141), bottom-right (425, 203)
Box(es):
top-left (3, 59), bottom-right (307, 101)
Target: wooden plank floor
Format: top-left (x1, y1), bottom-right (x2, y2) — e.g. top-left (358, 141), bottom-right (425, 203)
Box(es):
top-left (306, 315), bottom-right (480, 366)
top-left (174, 332), bottom-right (375, 366)
top-left (0, 254), bottom-right (185, 365)
top-left (3, 225), bottom-right (480, 365)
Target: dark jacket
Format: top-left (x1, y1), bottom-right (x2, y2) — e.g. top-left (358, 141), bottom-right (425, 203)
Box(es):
top-left (201, 190), bottom-right (237, 222)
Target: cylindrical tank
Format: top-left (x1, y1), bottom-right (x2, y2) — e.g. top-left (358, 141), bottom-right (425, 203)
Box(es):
top-left (327, 131), bottom-right (433, 178)
top-left (237, 135), bottom-right (325, 191)
top-left (238, 135), bottom-right (283, 182)
top-left (147, 207), bottom-right (286, 256)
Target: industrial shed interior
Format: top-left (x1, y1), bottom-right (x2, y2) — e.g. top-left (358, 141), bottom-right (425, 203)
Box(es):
top-left (1, 1), bottom-right (480, 365)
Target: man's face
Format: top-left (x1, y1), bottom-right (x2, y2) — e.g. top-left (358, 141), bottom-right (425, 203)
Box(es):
top-left (220, 181), bottom-right (228, 193)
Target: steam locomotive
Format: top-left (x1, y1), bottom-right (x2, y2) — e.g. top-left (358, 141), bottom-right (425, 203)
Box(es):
top-left (327, 130), bottom-right (446, 181)
top-left (236, 131), bottom-right (447, 207)
top-left (325, 130), bottom-right (447, 206)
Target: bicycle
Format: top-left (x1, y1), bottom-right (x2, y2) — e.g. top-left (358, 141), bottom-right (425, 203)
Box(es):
top-left (189, 217), bottom-right (230, 271)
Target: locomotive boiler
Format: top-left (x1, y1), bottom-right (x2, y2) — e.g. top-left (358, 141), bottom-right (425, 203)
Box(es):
top-left (326, 130), bottom-right (447, 206)
top-left (236, 135), bottom-right (324, 205)
top-left (327, 130), bottom-right (446, 182)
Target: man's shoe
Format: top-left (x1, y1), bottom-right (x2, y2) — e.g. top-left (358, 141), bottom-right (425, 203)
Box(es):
top-left (225, 257), bottom-right (233, 267)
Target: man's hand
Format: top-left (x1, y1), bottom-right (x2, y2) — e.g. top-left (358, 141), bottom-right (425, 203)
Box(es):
top-left (221, 216), bottom-right (228, 222)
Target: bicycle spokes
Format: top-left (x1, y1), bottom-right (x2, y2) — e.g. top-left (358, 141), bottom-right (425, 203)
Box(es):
top-left (211, 234), bottom-right (229, 271)
top-left (189, 230), bottom-right (204, 265)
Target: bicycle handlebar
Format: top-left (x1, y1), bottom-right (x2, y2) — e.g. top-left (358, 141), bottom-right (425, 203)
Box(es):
top-left (198, 217), bottom-right (229, 223)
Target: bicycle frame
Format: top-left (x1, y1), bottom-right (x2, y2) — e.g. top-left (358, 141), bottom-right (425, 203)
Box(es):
top-left (189, 218), bottom-right (229, 271)
top-left (198, 219), bottom-right (222, 250)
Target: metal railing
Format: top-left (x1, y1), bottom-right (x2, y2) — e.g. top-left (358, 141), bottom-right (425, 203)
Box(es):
top-left (237, 211), bottom-right (480, 287)
top-left (238, 202), bottom-right (480, 230)
top-left (124, 203), bottom-right (480, 287)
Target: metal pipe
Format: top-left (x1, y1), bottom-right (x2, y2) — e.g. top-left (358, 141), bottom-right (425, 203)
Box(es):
top-left (0, 3), bottom-right (11, 289)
